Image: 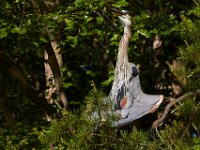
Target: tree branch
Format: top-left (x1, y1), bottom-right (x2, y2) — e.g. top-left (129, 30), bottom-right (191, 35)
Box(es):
top-left (31, 0), bottom-right (68, 109)
top-left (43, 41), bottom-right (68, 109)
top-left (151, 92), bottom-right (194, 129)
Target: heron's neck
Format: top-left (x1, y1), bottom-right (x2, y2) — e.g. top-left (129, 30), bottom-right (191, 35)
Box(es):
top-left (116, 25), bottom-right (131, 64)
top-left (124, 26), bottom-right (131, 39)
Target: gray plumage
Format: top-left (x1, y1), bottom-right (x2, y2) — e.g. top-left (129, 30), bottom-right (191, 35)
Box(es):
top-left (90, 9), bottom-right (163, 128)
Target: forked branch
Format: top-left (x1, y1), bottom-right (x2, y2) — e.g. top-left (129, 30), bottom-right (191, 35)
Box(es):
top-left (152, 92), bottom-right (194, 129)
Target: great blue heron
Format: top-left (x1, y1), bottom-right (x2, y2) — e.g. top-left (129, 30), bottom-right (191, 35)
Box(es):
top-left (109, 8), bottom-right (164, 127)
top-left (91, 8), bottom-right (164, 128)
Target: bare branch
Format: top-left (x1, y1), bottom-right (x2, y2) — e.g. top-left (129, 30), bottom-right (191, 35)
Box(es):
top-left (152, 92), bottom-right (193, 129)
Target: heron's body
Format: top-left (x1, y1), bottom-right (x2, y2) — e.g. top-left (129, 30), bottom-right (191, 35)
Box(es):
top-left (91, 9), bottom-right (163, 128)
top-left (109, 10), bottom-right (164, 127)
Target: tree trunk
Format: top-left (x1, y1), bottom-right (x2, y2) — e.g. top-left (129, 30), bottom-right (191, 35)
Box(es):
top-left (44, 37), bottom-right (68, 109)
top-left (31, 0), bottom-right (68, 109)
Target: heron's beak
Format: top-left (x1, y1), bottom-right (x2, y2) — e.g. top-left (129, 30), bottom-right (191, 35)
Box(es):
top-left (110, 7), bottom-right (124, 16)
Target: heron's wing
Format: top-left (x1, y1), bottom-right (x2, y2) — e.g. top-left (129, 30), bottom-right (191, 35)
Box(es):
top-left (113, 93), bottom-right (161, 127)
top-left (111, 63), bottom-right (163, 127)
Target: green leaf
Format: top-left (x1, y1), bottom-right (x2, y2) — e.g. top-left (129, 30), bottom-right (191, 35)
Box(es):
top-left (0, 28), bottom-right (8, 39)
top-left (66, 36), bottom-right (78, 47)
top-left (63, 82), bottom-right (73, 88)
top-left (19, 139), bottom-right (29, 145)
top-left (65, 19), bottom-right (74, 29)
top-left (112, 0), bottom-right (128, 8)
top-left (10, 27), bottom-right (26, 34)
top-left (96, 16), bottom-right (104, 24)
top-left (39, 36), bottom-right (48, 43)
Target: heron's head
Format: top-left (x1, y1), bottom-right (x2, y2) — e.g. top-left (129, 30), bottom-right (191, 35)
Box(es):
top-left (110, 8), bottom-right (131, 27)
top-left (118, 12), bottom-right (131, 27)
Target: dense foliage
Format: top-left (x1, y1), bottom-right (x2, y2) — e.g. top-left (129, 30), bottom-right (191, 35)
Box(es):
top-left (1, 0), bottom-right (200, 149)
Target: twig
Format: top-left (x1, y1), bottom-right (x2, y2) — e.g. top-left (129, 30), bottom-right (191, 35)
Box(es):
top-left (152, 92), bottom-right (193, 129)
top-left (155, 128), bottom-right (173, 150)
top-left (192, 123), bottom-right (199, 137)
